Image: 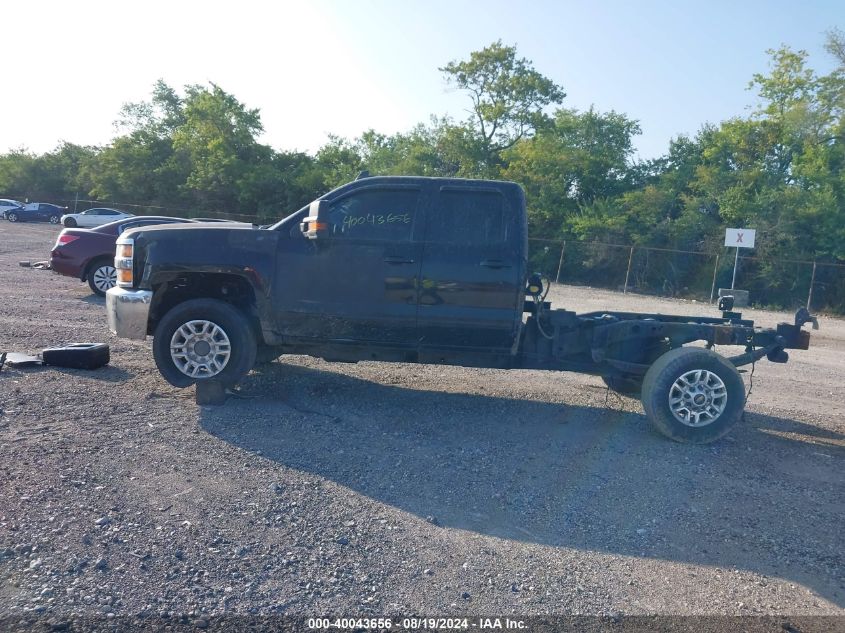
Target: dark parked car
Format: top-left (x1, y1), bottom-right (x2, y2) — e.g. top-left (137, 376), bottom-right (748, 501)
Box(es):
top-left (8, 202), bottom-right (68, 224)
top-left (50, 216), bottom-right (196, 295)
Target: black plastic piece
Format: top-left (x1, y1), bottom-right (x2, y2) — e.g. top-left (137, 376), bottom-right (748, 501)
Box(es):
top-left (794, 307), bottom-right (819, 330)
top-left (767, 347), bottom-right (789, 363)
top-left (41, 343), bottom-right (110, 370)
top-left (4, 353), bottom-right (43, 367)
top-left (718, 295), bottom-right (734, 311)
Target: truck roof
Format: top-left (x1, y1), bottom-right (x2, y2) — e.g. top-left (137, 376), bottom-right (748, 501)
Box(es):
top-left (326, 175), bottom-right (523, 195)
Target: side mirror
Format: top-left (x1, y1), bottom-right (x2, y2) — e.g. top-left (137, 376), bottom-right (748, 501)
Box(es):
top-left (300, 200), bottom-right (330, 240)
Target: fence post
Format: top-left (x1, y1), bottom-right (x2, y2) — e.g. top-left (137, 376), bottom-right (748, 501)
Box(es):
top-left (807, 261), bottom-right (817, 310)
top-left (731, 247), bottom-right (740, 289)
top-left (709, 253), bottom-right (720, 304)
top-left (623, 246), bottom-right (634, 294)
top-left (555, 241), bottom-right (566, 284)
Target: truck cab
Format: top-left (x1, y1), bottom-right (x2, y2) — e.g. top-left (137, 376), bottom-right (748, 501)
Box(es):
top-left (269, 177), bottom-right (527, 365)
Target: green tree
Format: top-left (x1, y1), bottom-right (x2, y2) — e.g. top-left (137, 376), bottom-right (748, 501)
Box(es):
top-left (171, 83), bottom-right (264, 210)
top-left (441, 41), bottom-right (565, 174)
top-left (503, 107), bottom-right (642, 236)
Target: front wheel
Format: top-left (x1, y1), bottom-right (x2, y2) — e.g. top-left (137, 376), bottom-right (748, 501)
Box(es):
top-left (641, 347), bottom-right (745, 443)
top-left (152, 298), bottom-right (257, 388)
top-left (64, 217), bottom-right (77, 227)
top-left (49, 214), bottom-right (60, 224)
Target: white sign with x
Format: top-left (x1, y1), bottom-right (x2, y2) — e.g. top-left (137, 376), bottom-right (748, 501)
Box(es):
top-left (725, 228), bottom-right (756, 249)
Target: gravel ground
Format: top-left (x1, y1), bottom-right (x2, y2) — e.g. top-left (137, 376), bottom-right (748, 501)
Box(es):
top-left (1, 222), bottom-right (843, 621)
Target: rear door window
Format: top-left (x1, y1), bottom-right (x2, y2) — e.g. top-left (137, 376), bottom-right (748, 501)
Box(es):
top-left (427, 189), bottom-right (507, 245)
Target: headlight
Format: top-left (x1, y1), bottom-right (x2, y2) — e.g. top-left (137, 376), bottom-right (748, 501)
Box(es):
top-left (115, 237), bottom-right (134, 287)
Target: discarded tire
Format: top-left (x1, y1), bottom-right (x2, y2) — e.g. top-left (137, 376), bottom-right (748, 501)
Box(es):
top-left (42, 343), bottom-right (110, 370)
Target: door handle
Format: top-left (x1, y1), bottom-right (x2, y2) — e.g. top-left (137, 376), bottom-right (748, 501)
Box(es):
top-left (384, 256), bottom-right (415, 264)
top-left (480, 259), bottom-right (511, 269)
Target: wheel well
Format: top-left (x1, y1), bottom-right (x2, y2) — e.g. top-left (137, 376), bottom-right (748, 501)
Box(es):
top-left (148, 273), bottom-right (262, 340)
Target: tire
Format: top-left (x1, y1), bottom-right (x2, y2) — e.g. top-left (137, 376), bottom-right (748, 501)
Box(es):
top-left (42, 343), bottom-right (110, 370)
top-left (86, 259), bottom-right (117, 296)
top-left (152, 298), bottom-right (257, 388)
top-left (49, 214), bottom-right (60, 224)
top-left (7, 212), bottom-right (18, 222)
top-left (64, 217), bottom-right (77, 227)
top-left (641, 347), bottom-right (745, 444)
top-left (601, 374), bottom-right (643, 398)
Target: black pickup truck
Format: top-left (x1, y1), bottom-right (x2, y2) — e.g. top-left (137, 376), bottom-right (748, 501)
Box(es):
top-left (106, 175), bottom-right (815, 443)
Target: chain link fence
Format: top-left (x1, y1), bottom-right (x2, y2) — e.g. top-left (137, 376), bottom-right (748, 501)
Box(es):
top-left (529, 238), bottom-right (845, 314)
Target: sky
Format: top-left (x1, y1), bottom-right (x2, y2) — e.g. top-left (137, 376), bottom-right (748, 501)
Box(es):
top-left (2, 0), bottom-right (842, 161)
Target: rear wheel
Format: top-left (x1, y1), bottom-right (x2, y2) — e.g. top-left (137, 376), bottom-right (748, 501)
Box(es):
top-left (87, 259), bottom-right (117, 296)
top-left (641, 347), bottom-right (745, 443)
top-left (7, 212), bottom-right (18, 222)
top-left (64, 217), bottom-right (77, 227)
top-left (152, 298), bottom-right (257, 388)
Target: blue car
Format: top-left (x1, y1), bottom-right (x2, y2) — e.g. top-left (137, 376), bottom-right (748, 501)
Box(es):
top-left (7, 202), bottom-right (68, 224)
top-left (0, 198), bottom-right (25, 220)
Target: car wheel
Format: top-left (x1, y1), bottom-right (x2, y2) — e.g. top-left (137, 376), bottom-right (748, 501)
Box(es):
top-left (601, 374), bottom-right (643, 398)
top-left (64, 217), bottom-right (77, 227)
top-left (152, 298), bottom-right (257, 388)
top-left (49, 214), bottom-right (60, 224)
top-left (7, 212), bottom-right (18, 222)
top-left (87, 260), bottom-right (118, 296)
top-left (641, 347), bottom-right (745, 444)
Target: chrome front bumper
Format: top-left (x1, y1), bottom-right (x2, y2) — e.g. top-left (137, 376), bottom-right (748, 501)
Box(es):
top-left (106, 287), bottom-right (153, 340)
